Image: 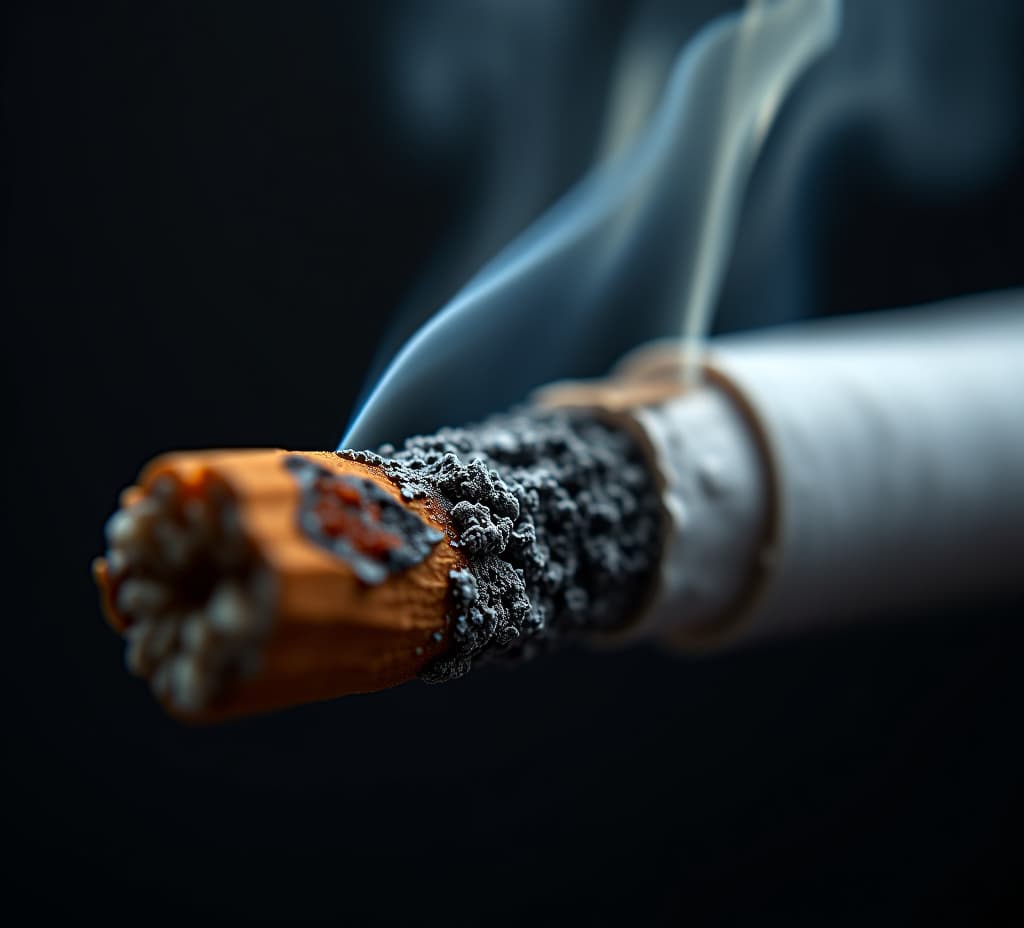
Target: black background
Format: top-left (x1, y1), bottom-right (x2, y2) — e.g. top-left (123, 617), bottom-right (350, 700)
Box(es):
top-left (4, 2), bottom-right (1023, 924)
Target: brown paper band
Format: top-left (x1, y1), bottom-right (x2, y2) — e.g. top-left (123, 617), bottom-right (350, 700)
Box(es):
top-left (534, 344), bottom-right (782, 649)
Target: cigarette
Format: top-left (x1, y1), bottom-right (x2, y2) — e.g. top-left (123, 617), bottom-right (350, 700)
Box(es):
top-left (94, 295), bottom-right (1024, 720)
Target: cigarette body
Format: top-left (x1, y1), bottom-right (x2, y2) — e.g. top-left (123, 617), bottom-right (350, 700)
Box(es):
top-left (94, 292), bottom-right (1024, 719)
top-left (544, 291), bottom-right (1024, 649)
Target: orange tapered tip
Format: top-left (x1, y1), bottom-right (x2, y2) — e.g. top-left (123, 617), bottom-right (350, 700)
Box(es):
top-left (93, 556), bottom-right (128, 633)
top-left (95, 449), bottom-right (462, 721)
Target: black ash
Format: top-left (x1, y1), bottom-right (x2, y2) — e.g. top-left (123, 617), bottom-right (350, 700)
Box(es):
top-left (340, 408), bottom-right (663, 682)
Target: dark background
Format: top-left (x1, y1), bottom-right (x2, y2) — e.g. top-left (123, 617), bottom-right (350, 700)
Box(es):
top-left (3, 1), bottom-right (1023, 924)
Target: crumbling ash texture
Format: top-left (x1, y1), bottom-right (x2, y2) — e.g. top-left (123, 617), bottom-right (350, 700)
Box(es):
top-left (340, 409), bottom-right (663, 682)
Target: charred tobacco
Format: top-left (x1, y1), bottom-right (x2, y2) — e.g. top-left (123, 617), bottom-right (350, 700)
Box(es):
top-left (341, 408), bottom-right (664, 682)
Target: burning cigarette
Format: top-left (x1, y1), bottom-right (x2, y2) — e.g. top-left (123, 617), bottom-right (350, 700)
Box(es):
top-left (94, 295), bottom-right (1024, 721)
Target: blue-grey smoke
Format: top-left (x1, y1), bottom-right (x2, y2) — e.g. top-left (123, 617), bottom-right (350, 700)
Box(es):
top-left (344, 0), bottom-right (840, 450)
top-left (356, 0), bottom-right (614, 400)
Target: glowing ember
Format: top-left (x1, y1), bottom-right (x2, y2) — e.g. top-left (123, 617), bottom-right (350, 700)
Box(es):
top-left (286, 456), bottom-right (444, 584)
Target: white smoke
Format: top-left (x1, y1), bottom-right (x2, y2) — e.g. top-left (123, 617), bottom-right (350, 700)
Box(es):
top-left (344, 0), bottom-right (840, 449)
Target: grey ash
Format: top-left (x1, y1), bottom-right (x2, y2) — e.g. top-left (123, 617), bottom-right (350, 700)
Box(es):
top-left (340, 408), bottom-right (663, 682)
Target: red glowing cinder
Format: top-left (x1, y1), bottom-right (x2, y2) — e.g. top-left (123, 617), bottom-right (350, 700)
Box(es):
top-left (311, 480), bottom-right (403, 557)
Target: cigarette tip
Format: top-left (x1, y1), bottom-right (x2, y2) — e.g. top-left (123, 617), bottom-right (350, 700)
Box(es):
top-left (94, 449), bottom-right (459, 721)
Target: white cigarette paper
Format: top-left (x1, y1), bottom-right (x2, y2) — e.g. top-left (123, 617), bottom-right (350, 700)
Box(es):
top-left (570, 290), bottom-right (1024, 649)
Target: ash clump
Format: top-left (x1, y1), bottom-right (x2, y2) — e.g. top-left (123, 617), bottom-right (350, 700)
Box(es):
top-left (341, 409), bottom-right (663, 682)
top-left (449, 501), bottom-right (513, 556)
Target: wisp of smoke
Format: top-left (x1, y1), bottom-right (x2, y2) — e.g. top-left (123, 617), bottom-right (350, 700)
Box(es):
top-left (344, 0), bottom-right (840, 450)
